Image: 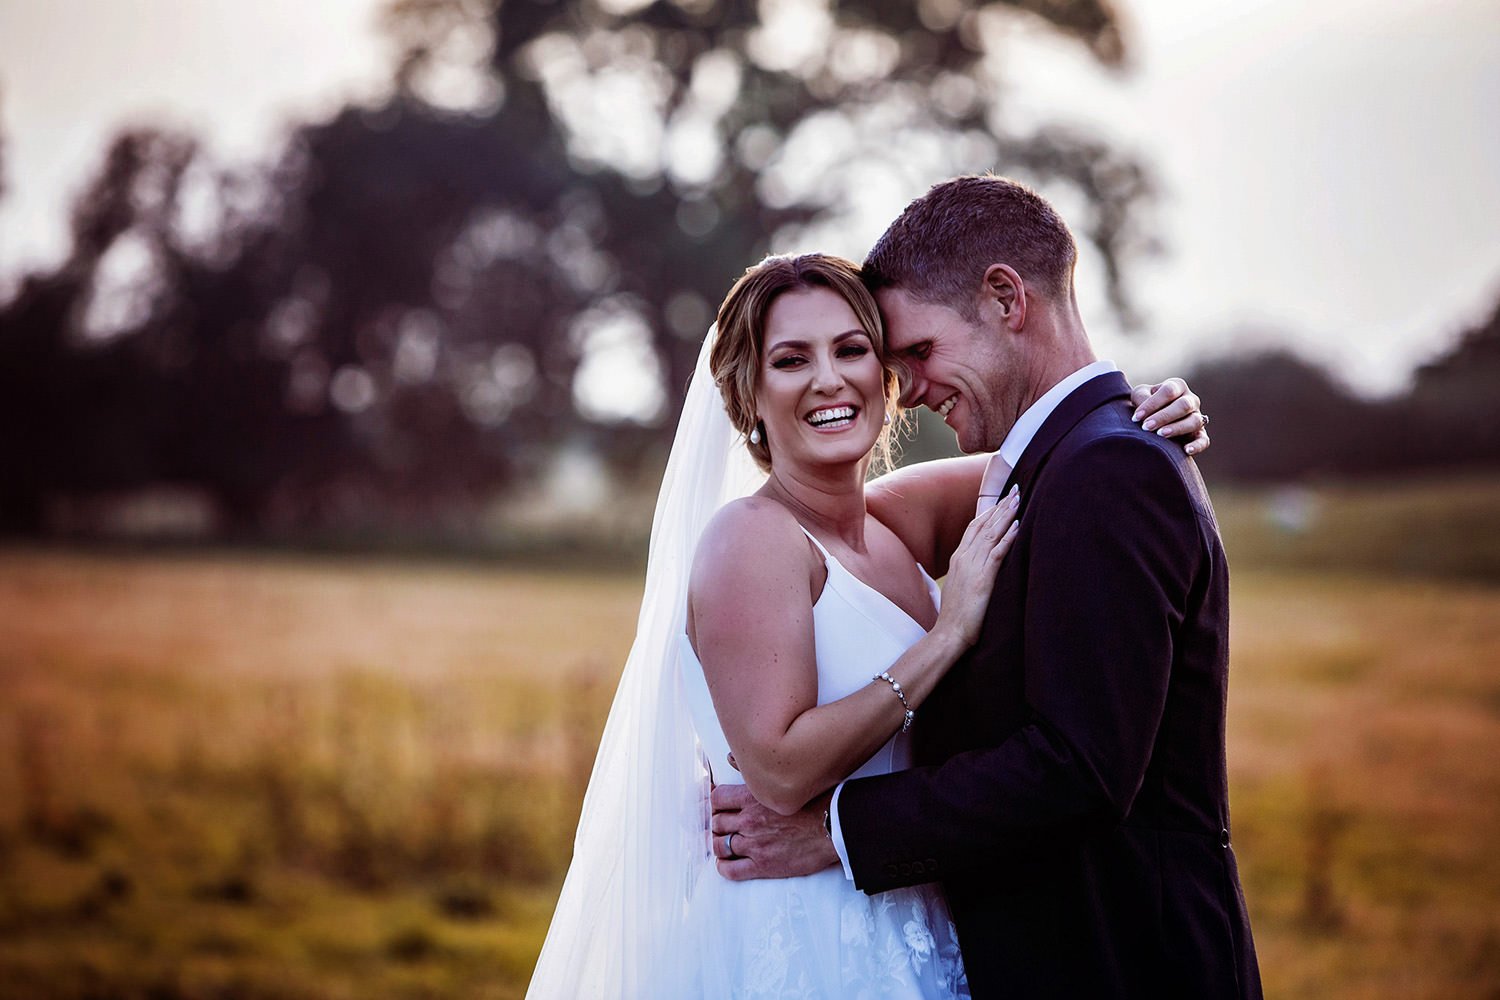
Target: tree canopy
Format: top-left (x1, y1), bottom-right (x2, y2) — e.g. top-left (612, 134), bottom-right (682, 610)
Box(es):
top-left (2, 0), bottom-right (1162, 537)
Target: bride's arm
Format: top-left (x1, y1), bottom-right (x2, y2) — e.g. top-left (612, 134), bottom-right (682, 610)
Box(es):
top-left (868, 376), bottom-right (1211, 577)
top-left (688, 496), bottom-right (1018, 816)
top-left (866, 456), bottom-right (987, 578)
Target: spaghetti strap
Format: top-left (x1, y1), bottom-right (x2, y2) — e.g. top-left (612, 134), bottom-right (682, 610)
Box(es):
top-left (796, 524), bottom-right (832, 561)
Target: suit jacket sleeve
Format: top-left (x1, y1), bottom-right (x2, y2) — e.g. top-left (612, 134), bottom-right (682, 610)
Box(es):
top-left (838, 433), bottom-right (1204, 893)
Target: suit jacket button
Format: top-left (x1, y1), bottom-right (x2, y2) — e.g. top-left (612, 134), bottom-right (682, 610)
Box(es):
top-left (925, 859), bottom-right (939, 874)
top-left (885, 864), bottom-right (899, 878)
top-left (1220, 828), bottom-right (1231, 848)
top-left (899, 862), bottom-right (912, 876)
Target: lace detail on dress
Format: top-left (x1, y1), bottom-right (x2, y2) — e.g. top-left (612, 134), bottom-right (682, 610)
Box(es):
top-left (741, 891), bottom-right (817, 999)
top-left (837, 890), bottom-right (968, 999)
top-left (705, 874), bottom-right (968, 999)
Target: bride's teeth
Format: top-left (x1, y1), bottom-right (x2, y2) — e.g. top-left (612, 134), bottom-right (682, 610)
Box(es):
top-left (808, 405), bottom-right (856, 427)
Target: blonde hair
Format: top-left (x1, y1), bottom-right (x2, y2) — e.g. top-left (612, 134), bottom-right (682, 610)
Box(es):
top-left (711, 253), bottom-right (904, 474)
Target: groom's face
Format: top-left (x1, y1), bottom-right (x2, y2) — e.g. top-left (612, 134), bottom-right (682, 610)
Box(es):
top-left (877, 287), bottom-right (1019, 454)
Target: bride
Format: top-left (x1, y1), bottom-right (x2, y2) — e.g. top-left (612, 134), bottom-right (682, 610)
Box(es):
top-left (525, 254), bottom-right (1208, 998)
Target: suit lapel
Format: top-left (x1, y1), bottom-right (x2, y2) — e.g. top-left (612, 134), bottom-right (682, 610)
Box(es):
top-left (1005, 371), bottom-right (1132, 494)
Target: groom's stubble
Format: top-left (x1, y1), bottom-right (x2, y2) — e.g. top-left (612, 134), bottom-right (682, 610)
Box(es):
top-left (878, 278), bottom-right (1095, 454)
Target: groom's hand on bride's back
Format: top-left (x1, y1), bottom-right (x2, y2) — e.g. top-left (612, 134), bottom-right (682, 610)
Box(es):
top-left (710, 785), bottom-right (838, 880)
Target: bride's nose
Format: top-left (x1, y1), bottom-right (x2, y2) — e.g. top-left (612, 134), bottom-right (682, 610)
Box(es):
top-left (811, 354), bottom-right (845, 393)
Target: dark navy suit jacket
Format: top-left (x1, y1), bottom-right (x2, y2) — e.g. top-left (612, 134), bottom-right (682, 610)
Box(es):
top-left (838, 372), bottom-right (1262, 999)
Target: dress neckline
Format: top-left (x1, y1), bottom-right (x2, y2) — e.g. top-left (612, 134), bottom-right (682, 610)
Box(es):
top-left (798, 526), bottom-right (938, 634)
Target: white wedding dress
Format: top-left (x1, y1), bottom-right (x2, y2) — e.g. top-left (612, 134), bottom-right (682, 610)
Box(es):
top-left (679, 526), bottom-right (970, 999)
top-left (525, 327), bottom-right (965, 999)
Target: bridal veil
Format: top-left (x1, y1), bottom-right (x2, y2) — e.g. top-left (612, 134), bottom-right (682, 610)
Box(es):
top-left (525, 327), bottom-right (763, 998)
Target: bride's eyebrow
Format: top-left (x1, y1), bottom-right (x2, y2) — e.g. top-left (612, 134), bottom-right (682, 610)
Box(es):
top-left (765, 329), bottom-right (870, 353)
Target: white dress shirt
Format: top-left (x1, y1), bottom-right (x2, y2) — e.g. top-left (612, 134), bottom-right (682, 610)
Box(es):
top-left (828, 360), bottom-right (1119, 879)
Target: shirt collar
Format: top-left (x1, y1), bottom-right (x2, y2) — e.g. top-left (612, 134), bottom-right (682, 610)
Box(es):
top-left (995, 360), bottom-right (1118, 471)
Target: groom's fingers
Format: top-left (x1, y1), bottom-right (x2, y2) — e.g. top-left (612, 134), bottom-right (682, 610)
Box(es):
top-left (717, 857), bottom-right (758, 881)
top-left (709, 812), bottom-right (740, 836)
top-left (709, 831), bottom-right (739, 858)
top-left (716, 830), bottom-right (837, 881)
top-left (711, 783), bottom-right (753, 813)
top-left (710, 784), bottom-right (751, 844)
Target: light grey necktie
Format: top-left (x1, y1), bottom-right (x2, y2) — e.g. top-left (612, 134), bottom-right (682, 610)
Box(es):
top-left (976, 453), bottom-right (1012, 514)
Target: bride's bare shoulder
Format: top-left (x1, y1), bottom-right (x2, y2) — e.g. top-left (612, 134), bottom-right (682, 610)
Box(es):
top-left (687, 497), bottom-right (810, 590)
top-left (688, 497), bottom-right (819, 651)
top-left (694, 496), bottom-right (806, 571)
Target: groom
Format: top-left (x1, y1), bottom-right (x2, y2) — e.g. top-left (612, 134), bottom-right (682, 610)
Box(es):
top-left (713, 176), bottom-right (1261, 998)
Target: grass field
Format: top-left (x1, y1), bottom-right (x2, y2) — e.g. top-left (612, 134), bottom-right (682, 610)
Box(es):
top-left (1, 476), bottom-right (1498, 998)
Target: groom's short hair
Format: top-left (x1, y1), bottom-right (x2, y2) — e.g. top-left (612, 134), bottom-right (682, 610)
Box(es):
top-left (863, 175), bottom-right (1078, 320)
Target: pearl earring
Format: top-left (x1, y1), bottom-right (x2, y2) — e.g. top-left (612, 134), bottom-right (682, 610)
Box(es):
top-left (883, 412), bottom-right (891, 426)
top-left (749, 423), bottom-right (762, 445)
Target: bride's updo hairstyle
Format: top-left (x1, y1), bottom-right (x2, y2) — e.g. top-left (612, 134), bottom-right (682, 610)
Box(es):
top-left (711, 253), bottom-right (904, 474)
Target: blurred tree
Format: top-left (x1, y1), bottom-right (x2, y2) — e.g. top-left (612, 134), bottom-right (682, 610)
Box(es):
top-left (1406, 296), bottom-right (1500, 469)
top-left (1180, 294), bottom-right (1500, 485)
top-left (1183, 348), bottom-right (1382, 484)
top-left (1, 0), bottom-right (1156, 537)
top-left (0, 130), bottom-right (356, 534)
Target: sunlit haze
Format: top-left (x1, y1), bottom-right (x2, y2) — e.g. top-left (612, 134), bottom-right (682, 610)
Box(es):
top-left (2, 0), bottom-right (1497, 400)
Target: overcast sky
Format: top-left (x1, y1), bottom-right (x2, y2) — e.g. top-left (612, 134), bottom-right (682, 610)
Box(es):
top-left (1006, 0), bottom-right (1500, 395)
top-left (2, 0), bottom-right (1497, 397)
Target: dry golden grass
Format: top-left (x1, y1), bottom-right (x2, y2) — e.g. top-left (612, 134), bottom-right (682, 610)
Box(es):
top-left (0, 550), bottom-right (640, 999)
top-left (0, 534), bottom-right (1496, 997)
top-left (1226, 570), bottom-right (1500, 998)
top-left (1214, 474), bottom-right (1500, 585)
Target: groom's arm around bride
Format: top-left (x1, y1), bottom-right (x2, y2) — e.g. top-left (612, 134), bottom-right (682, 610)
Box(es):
top-left (714, 175), bottom-right (1261, 999)
top-left (841, 380), bottom-right (1258, 998)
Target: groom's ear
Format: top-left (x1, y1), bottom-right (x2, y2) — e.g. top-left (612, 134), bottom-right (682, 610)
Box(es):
top-left (980, 264), bottom-right (1027, 333)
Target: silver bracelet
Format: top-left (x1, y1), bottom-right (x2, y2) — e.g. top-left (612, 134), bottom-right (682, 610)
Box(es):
top-left (874, 671), bottom-right (915, 732)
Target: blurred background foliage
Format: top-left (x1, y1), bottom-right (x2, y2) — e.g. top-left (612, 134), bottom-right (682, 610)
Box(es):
top-left (0, 0), bottom-right (1174, 544)
top-left (3, 0), bottom-right (1497, 548)
top-left (2, 1), bottom-right (1498, 998)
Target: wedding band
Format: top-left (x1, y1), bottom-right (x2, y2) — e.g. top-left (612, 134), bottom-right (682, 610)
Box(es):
top-left (1201, 413), bottom-right (1210, 428)
top-left (725, 832), bottom-right (737, 857)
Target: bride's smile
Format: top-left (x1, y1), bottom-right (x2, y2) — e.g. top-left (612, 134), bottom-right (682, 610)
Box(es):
top-left (758, 286), bottom-right (887, 470)
top-left (805, 403), bottom-right (859, 431)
